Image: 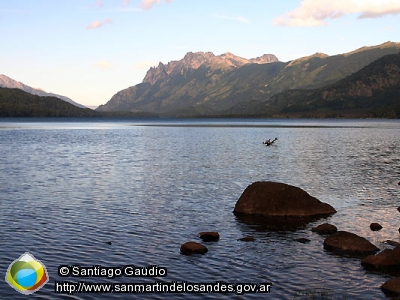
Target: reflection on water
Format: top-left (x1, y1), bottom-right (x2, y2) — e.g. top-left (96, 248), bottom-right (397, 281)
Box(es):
top-left (0, 118), bottom-right (399, 299)
top-left (234, 213), bottom-right (334, 232)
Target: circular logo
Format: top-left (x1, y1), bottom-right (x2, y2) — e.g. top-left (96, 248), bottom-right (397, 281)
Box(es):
top-left (5, 252), bottom-right (49, 295)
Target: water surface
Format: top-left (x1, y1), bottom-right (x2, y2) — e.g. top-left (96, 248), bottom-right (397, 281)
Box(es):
top-left (0, 118), bottom-right (399, 299)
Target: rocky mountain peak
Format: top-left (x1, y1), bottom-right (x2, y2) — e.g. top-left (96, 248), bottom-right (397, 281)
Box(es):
top-left (250, 54), bottom-right (280, 64)
top-left (182, 51), bottom-right (216, 69)
top-left (221, 52), bottom-right (235, 58)
top-left (143, 51), bottom-right (279, 85)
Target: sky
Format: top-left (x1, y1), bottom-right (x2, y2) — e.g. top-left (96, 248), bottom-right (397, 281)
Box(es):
top-left (1, 0), bottom-right (400, 107)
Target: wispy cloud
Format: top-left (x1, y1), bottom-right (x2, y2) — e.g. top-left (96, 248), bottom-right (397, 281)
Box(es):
top-left (86, 18), bottom-right (112, 29)
top-left (210, 13), bottom-right (249, 23)
top-left (93, 60), bottom-right (114, 70)
top-left (140, 0), bottom-right (173, 11)
top-left (273, 0), bottom-right (400, 27)
top-left (88, 0), bottom-right (137, 12)
top-left (88, 0), bottom-right (103, 8)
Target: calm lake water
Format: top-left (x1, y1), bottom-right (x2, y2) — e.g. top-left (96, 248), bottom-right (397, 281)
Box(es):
top-left (0, 118), bottom-right (399, 299)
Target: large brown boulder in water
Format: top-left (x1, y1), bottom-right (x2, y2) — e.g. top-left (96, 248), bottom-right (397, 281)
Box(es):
top-left (323, 231), bottom-right (379, 256)
top-left (233, 182), bottom-right (336, 217)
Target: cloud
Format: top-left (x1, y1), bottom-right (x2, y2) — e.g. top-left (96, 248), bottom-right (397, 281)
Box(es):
top-left (88, 0), bottom-right (102, 8)
top-left (140, 0), bottom-right (173, 10)
top-left (93, 60), bottom-right (114, 70)
top-left (123, 0), bottom-right (130, 6)
top-left (273, 0), bottom-right (400, 27)
top-left (86, 18), bottom-right (112, 29)
top-left (210, 13), bottom-right (249, 23)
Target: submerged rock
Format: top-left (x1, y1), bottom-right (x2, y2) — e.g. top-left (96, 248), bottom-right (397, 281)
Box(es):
top-left (312, 223), bottom-right (338, 235)
top-left (233, 181), bottom-right (336, 217)
top-left (199, 232), bottom-right (220, 242)
top-left (370, 223), bottom-right (383, 231)
top-left (381, 277), bottom-right (400, 296)
top-left (180, 241), bottom-right (208, 255)
top-left (295, 238), bottom-right (311, 244)
top-left (323, 231), bottom-right (379, 256)
top-left (238, 236), bottom-right (255, 242)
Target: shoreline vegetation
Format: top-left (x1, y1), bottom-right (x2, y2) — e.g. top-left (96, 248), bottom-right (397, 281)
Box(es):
top-left (0, 90), bottom-right (399, 120)
top-left (1, 87), bottom-right (399, 119)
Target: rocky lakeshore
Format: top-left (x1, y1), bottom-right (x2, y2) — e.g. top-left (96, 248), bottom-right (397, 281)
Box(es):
top-left (181, 181), bottom-right (400, 297)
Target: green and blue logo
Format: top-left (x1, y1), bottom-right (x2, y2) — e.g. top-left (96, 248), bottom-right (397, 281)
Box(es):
top-left (5, 252), bottom-right (48, 295)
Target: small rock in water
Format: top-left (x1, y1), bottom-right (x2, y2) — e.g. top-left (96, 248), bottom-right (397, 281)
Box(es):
top-left (381, 277), bottom-right (400, 296)
top-left (106, 241), bottom-right (112, 245)
top-left (361, 248), bottom-right (400, 271)
top-left (324, 231), bottom-right (379, 255)
top-left (199, 232), bottom-right (220, 242)
top-left (397, 206), bottom-right (400, 213)
top-left (370, 223), bottom-right (383, 231)
top-left (311, 223), bottom-right (338, 235)
top-left (180, 241), bottom-right (208, 255)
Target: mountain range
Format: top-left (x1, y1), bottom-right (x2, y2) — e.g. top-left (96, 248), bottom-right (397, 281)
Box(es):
top-left (1, 42), bottom-right (400, 118)
top-left (0, 74), bottom-right (85, 108)
top-left (97, 41), bottom-right (400, 117)
top-left (244, 52), bottom-right (400, 118)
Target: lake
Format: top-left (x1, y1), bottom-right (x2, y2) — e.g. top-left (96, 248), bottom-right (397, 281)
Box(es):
top-left (0, 118), bottom-right (399, 299)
